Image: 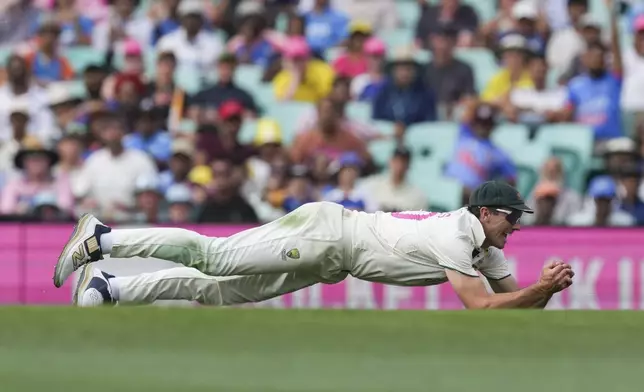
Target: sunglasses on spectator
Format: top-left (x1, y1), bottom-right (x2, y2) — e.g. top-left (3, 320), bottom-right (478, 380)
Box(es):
top-left (494, 208), bottom-right (522, 225)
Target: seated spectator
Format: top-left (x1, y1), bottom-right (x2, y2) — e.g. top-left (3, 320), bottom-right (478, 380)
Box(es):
top-left (123, 104), bottom-right (172, 167)
top-left (283, 164), bottom-right (317, 213)
top-left (165, 183), bottom-right (195, 224)
top-left (141, 52), bottom-right (185, 131)
top-left (601, 137), bottom-right (641, 175)
top-left (132, 173), bottom-right (163, 224)
top-left (562, 9), bottom-right (624, 143)
top-left (82, 65), bottom-right (108, 101)
top-left (0, 99), bottom-right (31, 181)
top-left (44, 0), bottom-right (93, 46)
top-left (75, 113), bottom-right (158, 222)
top-left (481, 34), bottom-right (533, 105)
top-left (524, 157), bottom-right (582, 225)
top-left (558, 14), bottom-right (603, 84)
top-left (351, 37), bottom-right (387, 102)
top-left (0, 0), bottom-right (42, 50)
top-left (24, 18), bottom-right (74, 83)
top-left (425, 23), bottom-right (476, 119)
top-left (156, 0), bottom-right (223, 78)
top-left (499, 0), bottom-right (547, 56)
top-left (189, 53), bottom-right (260, 126)
top-left (272, 37), bottom-right (335, 102)
top-left (151, 0), bottom-right (182, 45)
top-left (416, 0), bottom-right (479, 49)
top-left (622, 15), bottom-right (644, 115)
top-left (261, 13), bottom-right (306, 83)
top-left (504, 55), bottom-right (567, 124)
top-left (303, 0), bottom-right (349, 56)
top-left (616, 164), bottom-right (644, 225)
top-left (372, 49), bottom-right (437, 135)
top-left (226, 7), bottom-right (276, 67)
top-left (480, 0), bottom-right (519, 48)
top-left (100, 39), bottom-right (146, 101)
top-left (291, 97), bottom-right (371, 165)
top-left (110, 72), bottom-right (146, 130)
top-left (444, 101), bottom-right (517, 200)
top-left (197, 157), bottom-right (258, 223)
top-left (296, 77), bottom-right (382, 141)
top-left (360, 146), bottom-right (427, 212)
top-left (53, 134), bottom-right (85, 197)
top-left (323, 152), bottom-right (374, 211)
top-left (331, 21), bottom-right (372, 78)
top-left (1, 136), bottom-right (73, 216)
top-left (45, 82), bottom-right (83, 141)
top-left (567, 175), bottom-right (635, 226)
top-left (159, 139), bottom-right (195, 195)
top-left (546, 0), bottom-right (591, 76)
top-left (92, 0), bottom-right (153, 54)
top-left (30, 191), bottom-right (73, 222)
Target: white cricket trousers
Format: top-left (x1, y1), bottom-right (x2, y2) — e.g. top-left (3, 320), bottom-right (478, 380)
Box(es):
top-left (108, 202), bottom-right (357, 305)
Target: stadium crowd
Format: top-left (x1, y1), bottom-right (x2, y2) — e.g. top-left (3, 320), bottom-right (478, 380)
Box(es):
top-left (0, 0), bottom-right (644, 227)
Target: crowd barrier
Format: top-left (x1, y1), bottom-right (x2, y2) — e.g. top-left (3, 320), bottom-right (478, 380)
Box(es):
top-left (1, 223), bottom-right (643, 309)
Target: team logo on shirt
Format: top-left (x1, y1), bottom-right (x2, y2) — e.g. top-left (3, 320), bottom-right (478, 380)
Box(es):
top-left (282, 248), bottom-right (301, 260)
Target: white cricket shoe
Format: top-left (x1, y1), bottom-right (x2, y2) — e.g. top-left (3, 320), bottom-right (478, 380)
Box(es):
top-left (53, 214), bottom-right (111, 288)
top-left (74, 264), bottom-right (115, 307)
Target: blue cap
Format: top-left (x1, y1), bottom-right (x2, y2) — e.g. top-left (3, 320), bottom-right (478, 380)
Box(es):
top-left (588, 176), bottom-right (617, 199)
top-left (338, 152), bottom-right (363, 168)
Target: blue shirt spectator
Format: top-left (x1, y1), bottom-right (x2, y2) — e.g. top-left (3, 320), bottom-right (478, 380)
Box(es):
top-left (123, 119), bottom-right (173, 164)
top-left (303, 0), bottom-right (349, 54)
top-left (152, 18), bottom-right (181, 45)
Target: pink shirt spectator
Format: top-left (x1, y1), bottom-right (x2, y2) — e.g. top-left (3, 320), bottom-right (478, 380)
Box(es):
top-left (332, 54), bottom-right (369, 78)
top-left (0, 175), bottom-right (74, 215)
top-left (296, 109), bottom-right (382, 141)
top-left (35, 0), bottom-right (109, 22)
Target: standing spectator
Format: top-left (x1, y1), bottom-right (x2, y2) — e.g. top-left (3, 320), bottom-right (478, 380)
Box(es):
top-left (563, 4), bottom-right (624, 143)
top-left (189, 53), bottom-right (260, 126)
top-left (272, 37), bottom-right (335, 102)
top-left (197, 157), bottom-right (258, 223)
top-left (621, 15), bottom-right (644, 116)
top-left (444, 101), bottom-right (517, 201)
top-left (481, 34), bottom-right (533, 105)
top-left (159, 139), bottom-right (195, 195)
top-left (372, 49), bottom-right (437, 136)
top-left (156, 0), bottom-right (224, 78)
top-left (323, 152), bottom-right (374, 211)
top-left (165, 183), bottom-right (195, 224)
top-left (331, 22), bottom-right (372, 78)
top-left (93, 0), bottom-right (153, 54)
top-left (567, 175), bottom-right (635, 226)
top-left (151, 0), bottom-right (182, 45)
top-left (47, 0), bottom-right (94, 46)
top-left (416, 0), bottom-right (479, 49)
top-left (351, 37), bottom-right (387, 102)
top-left (1, 136), bottom-right (73, 216)
top-left (24, 18), bottom-right (75, 83)
top-left (123, 105), bottom-right (172, 166)
top-left (360, 146), bottom-right (427, 212)
top-left (546, 0), bottom-right (591, 75)
top-left (302, 0), bottom-right (349, 56)
top-left (0, 0), bottom-right (42, 50)
top-left (425, 23), bottom-right (476, 119)
top-left (75, 113), bottom-right (158, 222)
top-left (557, 14), bottom-right (603, 84)
top-left (291, 97), bottom-right (371, 164)
top-left (226, 7), bottom-right (276, 67)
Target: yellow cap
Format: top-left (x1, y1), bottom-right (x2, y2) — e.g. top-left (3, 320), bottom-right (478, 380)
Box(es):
top-left (349, 20), bottom-right (372, 35)
top-left (254, 118), bottom-right (283, 146)
top-left (188, 165), bottom-right (213, 186)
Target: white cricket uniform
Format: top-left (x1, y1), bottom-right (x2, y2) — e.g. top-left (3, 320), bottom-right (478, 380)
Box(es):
top-left (107, 202), bottom-right (511, 305)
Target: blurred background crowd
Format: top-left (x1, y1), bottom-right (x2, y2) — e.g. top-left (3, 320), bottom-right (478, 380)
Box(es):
top-left (1, 0), bottom-right (644, 227)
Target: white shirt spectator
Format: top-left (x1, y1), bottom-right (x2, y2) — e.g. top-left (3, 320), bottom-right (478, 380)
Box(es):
top-left (0, 84), bottom-right (56, 144)
top-left (546, 26), bottom-right (585, 75)
top-left (510, 86), bottom-right (568, 114)
top-left (566, 198), bottom-right (636, 226)
top-left (156, 28), bottom-right (223, 79)
top-left (92, 12), bottom-right (153, 53)
top-left (621, 48), bottom-right (644, 111)
top-left (359, 174), bottom-right (427, 212)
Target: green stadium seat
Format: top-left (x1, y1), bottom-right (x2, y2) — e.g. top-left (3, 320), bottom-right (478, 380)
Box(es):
top-left (454, 48), bottom-right (499, 93)
top-left (534, 123), bottom-right (594, 192)
top-left (382, 29), bottom-right (414, 49)
top-left (238, 119), bottom-right (257, 144)
top-left (371, 120), bottom-right (396, 136)
top-left (510, 143), bottom-right (551, 197)
top-left (396, 1), bottom-right (421, 29)
top-left (368, 138), bottom-right (397, 169)
top-left (174, 68), bottom-right (202, 94)
top-left (266, 101), bottom-right (314, 145)
top-left (408, 161), bottom-right (463, 212)
top-left (0, 49), bottom-right (11, 65)
top-left (491, 123), bottom-right (530, 154)
top-left (64, 47), bottom-right (104, 73)
top-left (234, 65), bottom-right (263, 90)
top-left (404, 122), bottom-right (460, 163)
top-left (346, 102), bottom-right (372, 122)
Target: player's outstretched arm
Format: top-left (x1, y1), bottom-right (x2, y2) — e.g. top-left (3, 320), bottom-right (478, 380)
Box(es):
top-left (446, 264), bottom-right (573, 309)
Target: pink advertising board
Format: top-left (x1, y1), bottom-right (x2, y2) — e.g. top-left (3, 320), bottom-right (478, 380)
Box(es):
top-left (1, 224), bottom-right (644, 310)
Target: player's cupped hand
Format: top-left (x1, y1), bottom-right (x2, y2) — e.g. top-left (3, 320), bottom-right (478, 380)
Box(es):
top-left (538, 261), bottom-right (574, 294)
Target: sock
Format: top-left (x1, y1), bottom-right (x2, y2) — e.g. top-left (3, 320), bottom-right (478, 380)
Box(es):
top-left (108, 277), bottom-right (120, 301)
top-left (100, 232), bottom-right (114, 255)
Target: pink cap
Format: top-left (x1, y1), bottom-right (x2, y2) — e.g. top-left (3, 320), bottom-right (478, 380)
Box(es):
top-left (123, 39), bottom-right (142, 56)
top-left (282, 36), bottom-right (311, 59)
top-left (635, 15), bottom-right (644, 32)
top-left (364, 37), bottom-right (386, 56)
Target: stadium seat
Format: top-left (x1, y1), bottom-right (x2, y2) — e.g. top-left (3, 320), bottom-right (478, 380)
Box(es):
top-left (491, 123), bottom-right (530, 155)
top-left (64, 47), bottom-right (104, 73)
top-left (174, 68), bottom-right (202, 94)
top-left (408, 162), bottom-right (463, 212)
top-left (510, 143), bottom-right (551, 197)
top-left (454, 48), bottom-right (499, 93)
top-left (368, 138), bottom-right (397, 169)
top-left (346, 102), bottom-right (372, 122)
top-left (382, 29), bottom-right (414, 49)
top-left (0, 48), bottom-right (10, 65)
top-left (461, 0), bottom-right (496, 22)
top-left (396, 1), bottom-right (421, 29)
top-left (234, 65), bottom-right (263, 90)
top-left (371, 120), bottom-right (396, 136)
top-left (266, 101), bottom-right (314, 145)
top-left (534, 123), bottom-right (594, 193)
top-left (404, 122), bottom-right (460, 163)
top-left (238, 119), bottom-right (257, 144)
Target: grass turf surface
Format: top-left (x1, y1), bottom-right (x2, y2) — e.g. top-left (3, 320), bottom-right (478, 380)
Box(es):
top-left (0, 308), bottom-right (642, 392)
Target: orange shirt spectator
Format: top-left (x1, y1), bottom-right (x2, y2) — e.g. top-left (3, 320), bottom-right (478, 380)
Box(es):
top-left (25, 18), bottom-right (74, 83)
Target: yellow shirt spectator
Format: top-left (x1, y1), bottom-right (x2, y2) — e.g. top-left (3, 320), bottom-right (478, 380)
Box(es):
top-left (273, 59), bottom-right (335, 102)
top-left (481, 69), bottom-right (534, 103)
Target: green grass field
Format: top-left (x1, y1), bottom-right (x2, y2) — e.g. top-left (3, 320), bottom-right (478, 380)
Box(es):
top-left (0, 308), bottom-right (642, 392)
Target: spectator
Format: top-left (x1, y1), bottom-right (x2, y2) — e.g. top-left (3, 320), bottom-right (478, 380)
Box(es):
top-left (156, 0), bottom-right (224, 78)
top-left (291, 97), bottom-right (371, 164)
top-left (151, 0), bottom-right (182, 45)
top-left (303, 0), bottom-right (349, 56)
top-left (416, 0), bottom-right (479, 49)
top-left (360, 146), bottom-right (427, 212)
top-left (444, 101), bottom-right (517, 200)
top-left (372, 49), bottom-right (437, 136)
top-left (226, 6), bottom-right (276, 67)
top-left (0, 0), bottom-right (42, 50)
top-left (197, 157), bottom-right (258, 223)
top-left (481, 33), bottom-right (533, 105)
top-left (45, 82), bottom-right (83, 142)
top-left (546, 0), bottom-right (591, 75)
top-left (0, 98), bottom-right (31, 181)
top-left (425, 23), bottom-right (476, 119)
top-left (480, 0), bottom-right (519, 48)
top-left (30, 191), bottom-right (73, 222)
top-left (24, 18), bottom-right (74, 83)
top-left (165, 183), bottom-right (195, 224)
top-left (562, 7), bottom-right (624, 143)
top-left (504, 55), bottom-right (567, 124)
top-left (323, 152), bottom-right (374, 211)
top-left (296, 77), bottom-right (382, 141)
top-left (82, 65), bottom-right (109, 100)
top-left (76, 113), bottom-right (157, 222)
top-left (93, 0), bottom-right (152, 54)
top-left (1, 136), bottom-right (73, 216)
top-left (110, 72), bottom-right (146, 130)
top-left (524, 157), bottom-right (582, 225)
top-left (616, 164), bottom-right (644, 225)
top-left (272, 36), bottom-right (335, 102)
top-left (567, 175), bottom-right (635, 226)
top-left (333, 0), bottom-right (398, 33)
top-left (350, 37), bottom-right (387, 102)
top-left (558, 14), bottom-right (603, 84)
top-left (53, 134), bottom-right (85, 197)
top-left (159, 139), bottom-right (195, 195)
top-left (132, 173), bottom-right (163, 223)
top-left (601, 137), bottom-right (641, 175)
top-left (142, 52), bottom-right (186, 131)
top-left (189, 53), bottom-right (260, 125)
top-left (261, 14), bottom-right (307, 83)
top-left (123, 104), bottom-right (172, 166)
top-left (331, 21), bottom-right (372, 78)
top-left (282, 164), bottom-right (316, 213)
top-left (502, 0), bottom-right (548, 56)
top-left (622, 15), bottom-right (644, 115)
top-left (100, 39), bottom-right (146, 101)
top-left (46, 0), bottom-right (94, 46)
